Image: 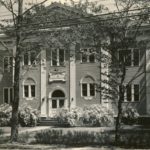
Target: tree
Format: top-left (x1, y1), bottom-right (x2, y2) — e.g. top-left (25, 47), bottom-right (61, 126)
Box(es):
top-left (0, 0), bottom-right (48, 142)
top-left (23, 0), bottom-right (149, 144)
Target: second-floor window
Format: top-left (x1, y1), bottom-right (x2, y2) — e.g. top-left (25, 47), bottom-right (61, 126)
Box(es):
top-left (118, 49), bottom-right (139, 67)
top-left (4, 56), bottom-right (12, 72)
top-left (51, 49), bottom-right (65, 66)
top-left (23, 51), bottom-right (36, 66)
top-left (81, 48), bottom-right (95, 63)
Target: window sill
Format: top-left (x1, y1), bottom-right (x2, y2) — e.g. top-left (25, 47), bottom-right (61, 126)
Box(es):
top-left (82, 96), bottom-right (95, 100)
top-left (80, 62), bottom-right (96, 64)
top-left (24, 97), bottom-right (36, 100)
top-left (123, 101), bottom-right (140, 103)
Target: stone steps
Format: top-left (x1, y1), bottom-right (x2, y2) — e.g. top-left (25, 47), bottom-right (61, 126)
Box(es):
top-left (38, 117), bottom-right (69, 126)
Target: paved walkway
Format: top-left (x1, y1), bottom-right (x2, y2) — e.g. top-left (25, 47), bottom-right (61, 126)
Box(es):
top-left (0, 126), bottom-right (51, 137)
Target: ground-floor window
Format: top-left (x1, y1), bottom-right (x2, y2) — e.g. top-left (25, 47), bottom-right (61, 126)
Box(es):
top-left (81, 76), bottom-right (95, 98)
top-left (23, 78), bottom-right (36, 99)
top-left (119, 84), bottom-right (140, 102)
top-left (3, 87), bottom-right (13, 104)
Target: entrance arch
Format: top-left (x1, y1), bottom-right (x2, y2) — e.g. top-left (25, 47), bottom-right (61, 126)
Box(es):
top-left (49, 89), bottom-right (66, 117)
top-left (51, 90), bottom-right (65, 109)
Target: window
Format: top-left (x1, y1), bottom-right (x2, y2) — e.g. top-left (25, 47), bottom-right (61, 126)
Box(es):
top-left (119, 84), bottom-right (140, 102)
top-left (23, 51), bottom-right (36, 65)
top-left (81, 48), bottom-right (95, 63)
top-left (134, 84), bottom-right (139, 101)
top-left (4, 56), bottom-right (12, 72)
top-left (51, 90), bottom-right (65, 108)
top-left (133, 49), bottom-right (139, 66)
top-left (23, 78), bottom-right (36, 99)
top-left (126, 85), bottom-right (131, 102)
top-left (3, 87), bottom-right (13, 104)
top-left (81, 76), bottom-right (95, 98)
top-left (51, 49), bottom-right (65, 66)
top-left (118, 49), bottom-right (139, 67)
top-left (119, 50), bottom-right (131, 66)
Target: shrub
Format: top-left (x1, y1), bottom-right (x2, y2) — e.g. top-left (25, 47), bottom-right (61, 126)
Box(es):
top-left (18, 106), bottom-right (40, 127)
top-left (0, 103), bottom-right (40, 127)
top-left (56, 104), bottom-right (114, 127)
top-left (122, 107), bottom-right (139, 125)
top-left (34, 129), bottom-right (112, 146)
top-left (0, 103), bottom-right (12, 126)
top-left (0, 129), bottom-right (4, 136)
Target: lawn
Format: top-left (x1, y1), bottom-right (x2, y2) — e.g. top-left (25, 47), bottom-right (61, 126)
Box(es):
top-left (1, 125), bottom-right (150, 149)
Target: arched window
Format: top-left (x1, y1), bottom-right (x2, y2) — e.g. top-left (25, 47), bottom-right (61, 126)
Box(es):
top-left (81, 76), bottom-right (95, 97)
top-left (51, 90), bottom-right (65, 108)
top-left (24, 78), bottom-right (36, 98)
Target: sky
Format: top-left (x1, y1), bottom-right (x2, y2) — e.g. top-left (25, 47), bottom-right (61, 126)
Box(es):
top-left (0, 0), bottom-right (116, 19)
top-left (0, 0), bottom-right (116, 28)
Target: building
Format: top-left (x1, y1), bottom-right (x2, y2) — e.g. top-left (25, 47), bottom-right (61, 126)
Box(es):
top-left (0, 3), bottom-right (150, 118)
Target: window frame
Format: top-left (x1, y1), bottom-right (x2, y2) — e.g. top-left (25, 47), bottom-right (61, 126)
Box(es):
top-left (81, 48), bottom-right (96, 63)
top-left (119, 84), bottom-right (140, 102)
top-left (3, 87), bottom-right (13, 104)
top-left (118, 49), bottom-right (140, 67)
top-left (23, 51), bottom-right (37, 66)
top-left (51, 48), bottom-right (65, 66)
top-left (3, 56), bottom-right (13, 72)
top-left (23, 79), bottom-right (36, 100)
top-left (81, 76), bottom-right (96, 99)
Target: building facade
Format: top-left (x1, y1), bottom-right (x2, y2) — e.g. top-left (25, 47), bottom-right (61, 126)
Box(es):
top-left (0, 3), bottom-right (150, 117)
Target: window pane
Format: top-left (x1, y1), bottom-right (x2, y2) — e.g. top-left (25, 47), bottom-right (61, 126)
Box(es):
top-left (82, 84), bottom-right (87, 96)
top-left (10, 88), bottom-right (13, 104)
top-left (9, 57), bottom-right (13, 72)
top-left (31, 85), bottom-right (35, 97)
top-left (133, 49), bottom-right (139, 66)
top-left (59, 99), bottom-right (64, 108)
top-left (89, 54), bottom-right (95, 63)
top-left (126, 85), bottom-right (131, 101)
top-left (52, 99), bottom-right (57, 108)
top-left (24, 85), bottom-right (29, 97)
top-left (4, 88), bottom-right (9, 103)
top-left (4, 57), bottom-right (9, 72)
top-left (59, 49), bottom-right (64, 66)
top-left (134, 84), bottom-right (139, 101)
top-left (119, 50), bottom-right (131, 66)
top-left (125, 50), bottom-right (131, 66)
top-left (82, 54), bottom-right (87, 62)
top-left (52, 50), bottom-right (57, 66)
top-left (119, 51), bottom-right (124, 63)
top-left (119, 85), bottom-right (124, 101)
top-left (31, 52), bottom-right (36, 65)
top-left (24, 53), bottom-right (29, 65)
top-left (90, 84), bottom-right (95, 96)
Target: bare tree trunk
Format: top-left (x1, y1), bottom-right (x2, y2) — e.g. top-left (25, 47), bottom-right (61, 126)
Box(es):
top-left (115, 87), bottom-right (123, 144)
top-left (115, 64), bottom-right (126, 145)
top-left (10, 0), bottom-right (23, 142)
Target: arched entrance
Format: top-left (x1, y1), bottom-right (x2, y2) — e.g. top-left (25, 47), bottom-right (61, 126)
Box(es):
top-left (49, 90), bottom-right (65, 117)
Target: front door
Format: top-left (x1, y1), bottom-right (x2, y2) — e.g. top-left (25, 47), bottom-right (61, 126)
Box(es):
top-left (49, 90), bottom-right (65, 117)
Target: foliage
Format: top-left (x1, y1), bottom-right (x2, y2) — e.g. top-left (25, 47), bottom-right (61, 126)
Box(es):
top-left (18, 132), bottom-right (30, 143)
top-left (0, 103), bottom-right (12, 126)
top-left (34, 129), bottom-right (112, 146)
top-left (56, 104), bottom-right (114, 127)
top-left (119, 130), bottom-right (150, 148)
top-left (0, 104), bottom-right (40, 127)
top-left (122, 107), bottom-right (139, 125)
top-left (18, 106), bottom-right (40, 127)
top-left (0, 129), bottom-right (4, 136)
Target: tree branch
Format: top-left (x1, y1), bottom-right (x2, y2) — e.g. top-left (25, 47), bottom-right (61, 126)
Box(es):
top-left (22, 0), bottom-right (48, 16)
